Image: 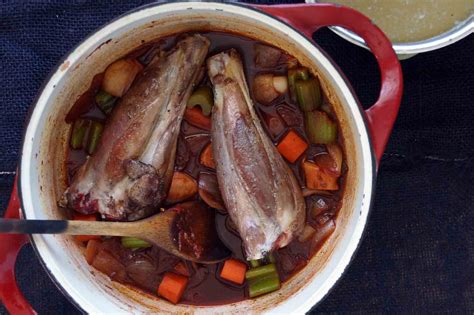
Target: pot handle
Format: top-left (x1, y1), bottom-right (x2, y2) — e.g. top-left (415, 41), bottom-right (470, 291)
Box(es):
top-left (0, 175), bottom-right (36, 315)
top-left (253, 4), bottom-right (403, 165)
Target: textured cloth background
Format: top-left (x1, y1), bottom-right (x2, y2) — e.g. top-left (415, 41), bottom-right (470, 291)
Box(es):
top-left (0, 1), bottom-right (473, 314)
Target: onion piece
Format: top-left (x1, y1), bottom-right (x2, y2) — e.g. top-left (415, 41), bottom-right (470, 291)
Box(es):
top-left (174, 262), bottom-right (191, 277)
top-left (272, 76), bottom-right (288, 94)
top-left (253, 74), bottom-right (279, 105)
top-left (85, 239), bottom-right (101, 265)
top-left (156, 250), bottom-right (181, 274)
top-left (125, 257), bottom-right (159, 292)
top-left (298, 224), bottom-right (316, 242)
top-left (253, 74), bottom-right (289, 105)
top-left (326, 143), bottom-right (343, 176)
top-left (302, 187), bottom-right (333, 197)
top-left (92, 250), bottom-right (127, 282)
top-left (310, 196), bottom-right (330, 219)
top-left (184, 134), bottom-right (210, 155)
top-left (312, 219), bottom-right (336, 247)
top-left (260, 109), bottom-right (285, 138)
top-left (199, 143), bottom-right (216, 169)
top-left (166, 172), bottom-right (198, 203)
top-left (198, 172), bottom-right (225, 210)
top-left (254, 44), bottom-right (283, 68)
top-left (276, 104), bottom-right (303, 127)
top-left (102, 58), bottom-right (143, 97)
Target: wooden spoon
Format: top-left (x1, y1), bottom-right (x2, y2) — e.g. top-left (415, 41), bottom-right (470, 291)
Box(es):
top-left (0, 201), bottom-right (230, 264)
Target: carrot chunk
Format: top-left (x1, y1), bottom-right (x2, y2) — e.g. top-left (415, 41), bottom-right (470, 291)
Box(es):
top-left (158, 272), bottom-right (189, 304)
top-left (200, 143), bottom-right (216, 169)
top-left (220, 258), bottom-right (247, 285)
top-left (173, 262), bottom-right (190, 277)
top-left (73, 213), bottom-right (100, 243)
top-left (276, 130), bottom-right (308, 163)
top-left (184, 107), bottom-right (212, 130)
top-left (303, 160), bottom-right (339, 190)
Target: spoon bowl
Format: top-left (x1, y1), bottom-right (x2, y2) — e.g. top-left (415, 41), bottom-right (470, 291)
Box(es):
top-left (0, 201), bottom-right (230, 264)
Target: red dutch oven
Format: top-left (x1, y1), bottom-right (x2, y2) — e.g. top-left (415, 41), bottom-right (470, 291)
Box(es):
top-left (0, 2), bottom-right (402, 314)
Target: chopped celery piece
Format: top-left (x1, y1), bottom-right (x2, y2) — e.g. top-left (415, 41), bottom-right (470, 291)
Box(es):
top-left (288, 67), bottom-right (309, 100)
top-left (249, 253), bottom-right (275, 268)
top-left (187, 86), bottom-right (214, 116)
top-left (121, 237), bottom-right (152, 249)
top-left (249, 260), bottom-right (261, 268)
top-left (86, 121), bottom-right (104, 155)
top-left (295, 78), bottom-right (321, 112)
top-left (305, 111), bottom-right (337, 144)
top-left (245, 263), bottom-right (278, 280)
top-left (70, 119), bottom-right (91, 150)
top-left (288, 68), bottom-right (309, 86)
top-left (248, 274), bottom-right (281, 298)
top-left (95, 90), bottom-right (118, 115)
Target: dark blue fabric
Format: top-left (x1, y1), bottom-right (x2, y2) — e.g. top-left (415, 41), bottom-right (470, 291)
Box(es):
top-left (0, 1), bottom-right (473, 314)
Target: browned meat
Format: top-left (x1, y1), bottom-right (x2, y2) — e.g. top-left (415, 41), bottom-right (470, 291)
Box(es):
top-left (63, 34), bottom-right (210, 220)
top-left (207, 50), bottom-right (305, 260)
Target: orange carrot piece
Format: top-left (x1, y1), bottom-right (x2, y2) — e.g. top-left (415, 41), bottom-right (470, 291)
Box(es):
top-left (276, 130), bottom-right (308, 163)
top-left (173, 262), bottom-right (190, 277)
top-left (184, 107), bottom-right (211, 130)
top-left (200, 143), bottom-right (215, 169)
top-left (85, 239), bottom-right (101, 265)
top-left (166, 172), bottom-right (198, 203)
top-left (158, 272), bottom-right (189, 304)
top-left (303, 160), bottom-right (339, 190)
top-left (220, 258), bottom-right (247, 285)
top-left (73, 213), bottom-right (100, 243)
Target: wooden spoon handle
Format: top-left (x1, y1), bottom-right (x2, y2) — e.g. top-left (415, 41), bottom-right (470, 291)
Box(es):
top-left (0, 219), bottom-right (137, 237)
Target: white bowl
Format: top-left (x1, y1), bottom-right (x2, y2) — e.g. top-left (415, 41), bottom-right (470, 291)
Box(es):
top-left (307, 0), bottom-right (474, 58)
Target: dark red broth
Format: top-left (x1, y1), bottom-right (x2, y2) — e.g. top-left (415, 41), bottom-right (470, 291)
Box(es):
top-left (65, 32), bottom-right (346, 305)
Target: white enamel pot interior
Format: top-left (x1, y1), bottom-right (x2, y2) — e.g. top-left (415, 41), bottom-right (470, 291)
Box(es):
top-left (19, 2), bottom-right (375, 313)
